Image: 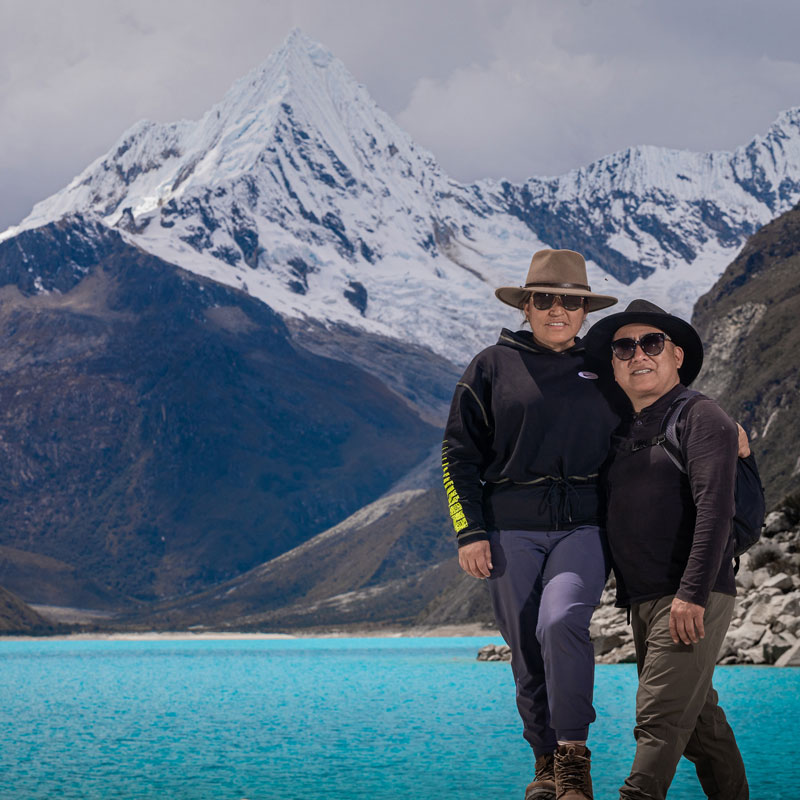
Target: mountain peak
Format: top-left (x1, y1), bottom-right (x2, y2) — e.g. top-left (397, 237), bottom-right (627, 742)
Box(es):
top-left (202, 27), bottom-right (371, 172)
top-left (216, 27), bottom-right (341, 116)
top-left (282, 27), bottom-right (335, 67)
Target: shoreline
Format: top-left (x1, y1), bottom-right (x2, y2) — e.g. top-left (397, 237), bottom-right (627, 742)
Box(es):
top-left (2, 623), bottom-right (502, 643)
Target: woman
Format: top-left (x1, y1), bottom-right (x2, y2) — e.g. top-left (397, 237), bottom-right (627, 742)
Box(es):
top-left (442, 249), bottom-right (622, 800)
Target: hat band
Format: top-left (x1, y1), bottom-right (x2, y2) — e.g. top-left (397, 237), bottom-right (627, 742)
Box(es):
top-left (524, 281), bottom-right (591, 291)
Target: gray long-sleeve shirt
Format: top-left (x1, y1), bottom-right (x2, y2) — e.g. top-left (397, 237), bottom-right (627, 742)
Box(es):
top-left (605, 383), bottom-right (738, 608)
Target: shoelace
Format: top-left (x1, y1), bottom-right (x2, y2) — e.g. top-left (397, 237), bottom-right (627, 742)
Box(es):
top-left (556, 750), bottom-right (589, 789)
top-left (535, 755), bottom-right (555, 782)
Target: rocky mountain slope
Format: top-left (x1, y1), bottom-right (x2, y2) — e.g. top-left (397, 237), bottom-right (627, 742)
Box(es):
top-left (128, 487), bottom-right (459, 631)
top-left (0, 585), bottom-right (54, 635)
top-left (693, 201), bottom-right (800, 506)
top-left (69, 448), bottom-right (493, 632)
top-left (0, 217), bottom-right (435, 604)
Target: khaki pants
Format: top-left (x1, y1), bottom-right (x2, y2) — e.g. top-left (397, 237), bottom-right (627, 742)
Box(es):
top-left (619, 592), bottom-right (748, 800)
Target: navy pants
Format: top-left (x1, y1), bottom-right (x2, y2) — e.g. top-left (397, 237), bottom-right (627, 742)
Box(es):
top-left (487, 526), bottom-right (609, 756)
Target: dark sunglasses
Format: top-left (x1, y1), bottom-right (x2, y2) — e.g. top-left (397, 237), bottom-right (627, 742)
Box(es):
top-left (611, 332), bottom-right (672, 360)
top-left (531, 292), bottom-right (586, 312)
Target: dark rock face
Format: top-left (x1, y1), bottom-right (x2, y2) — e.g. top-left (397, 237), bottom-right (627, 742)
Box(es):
top-left (693, 202), bottom-right (800, 507)
top-left (343, 280), bottom-right (367, 315)
top-left (498, 182), bottom-right (656, 285)
top-left (0, 218), bottom-right (436, 604)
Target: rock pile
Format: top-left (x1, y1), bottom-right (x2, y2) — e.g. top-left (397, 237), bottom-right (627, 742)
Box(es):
top-left (480, 511), bottom-right (800, 667)
top-left (477, 643), bottom-right (511, 662)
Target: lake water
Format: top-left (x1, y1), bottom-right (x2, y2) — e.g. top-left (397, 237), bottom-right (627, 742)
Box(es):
top-left (0, 637), bottom-right (796, 799)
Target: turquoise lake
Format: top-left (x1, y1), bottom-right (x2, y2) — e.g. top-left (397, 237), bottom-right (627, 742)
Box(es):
top-left (0, 637), bottom-right (796, 799)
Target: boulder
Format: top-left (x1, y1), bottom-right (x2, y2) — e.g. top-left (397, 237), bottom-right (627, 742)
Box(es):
top-left (752, 568), bottom-right (772, 587)
top-left (726, 620), bottom-right (766, 651)
top-left (773, 594), bottom-right (800, 617)
top-left (477, 644), bottom-right (511, 662)
top-left (745, 597), bottom-right (783, 626)
top-left (739, 645), bottom-right (767, 665)
top-left (775, 641), bottom-right (800, 667)
top-left (761, 629), bottom-right (795, 664)
top-left (735, 569), bottom-right (755, 590)
top-left (598, 642), bottom-right (637, 664)
top-left (763, 511), bottom-right (791, 536)
top-left (593, 632), bottom-right (627, 657)
top-left (773, 614), bottom-right (800, 636)
top-left (763, 573), bottom-right (794, 592)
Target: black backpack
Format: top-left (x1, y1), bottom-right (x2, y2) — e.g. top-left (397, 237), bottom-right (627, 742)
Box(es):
top-left (657, 389), bottom-right (766, 561)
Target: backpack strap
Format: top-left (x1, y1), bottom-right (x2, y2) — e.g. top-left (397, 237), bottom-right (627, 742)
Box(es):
top-left (659, 389), bottom-right (702, 473)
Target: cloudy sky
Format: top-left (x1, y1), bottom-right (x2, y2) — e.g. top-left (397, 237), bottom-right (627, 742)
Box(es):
top-left (1, 0), bottom-right (799, 231)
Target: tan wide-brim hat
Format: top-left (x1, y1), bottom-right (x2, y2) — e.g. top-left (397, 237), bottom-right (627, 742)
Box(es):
top-left (495, 249), bottom-right (618, 312)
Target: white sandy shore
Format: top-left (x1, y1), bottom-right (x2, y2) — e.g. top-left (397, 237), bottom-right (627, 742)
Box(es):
top-left (9, 617), bottom-right (501, 642)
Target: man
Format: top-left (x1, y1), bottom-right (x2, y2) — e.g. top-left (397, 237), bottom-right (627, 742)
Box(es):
top-left (583, 299), bottom-right (748, 800)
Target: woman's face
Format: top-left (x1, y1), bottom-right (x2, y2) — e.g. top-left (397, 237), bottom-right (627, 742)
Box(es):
top-left (525, 294), bottom-right (587, 352)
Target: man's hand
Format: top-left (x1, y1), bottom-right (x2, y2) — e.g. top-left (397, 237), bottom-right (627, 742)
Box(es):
top-left (736, 423), bottom-right (751, 458)
top-left (669, 597), bottom-right (705, 645)
top-left (458, 540), bottom-right (493, 579)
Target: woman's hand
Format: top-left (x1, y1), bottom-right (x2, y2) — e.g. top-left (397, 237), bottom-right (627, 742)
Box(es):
top-left (458, 540), bottom-right (493, 579)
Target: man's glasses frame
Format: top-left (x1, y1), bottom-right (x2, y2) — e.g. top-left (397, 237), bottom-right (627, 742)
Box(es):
top-left (611, 332), bottom-right (672, 360)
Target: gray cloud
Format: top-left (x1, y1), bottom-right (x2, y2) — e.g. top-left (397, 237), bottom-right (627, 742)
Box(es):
top-left (1, 0), bottom-right (799, 231)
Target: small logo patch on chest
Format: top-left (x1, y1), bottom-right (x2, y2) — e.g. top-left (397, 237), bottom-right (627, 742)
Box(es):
top-left (578, 371), bottom-right (598, 380)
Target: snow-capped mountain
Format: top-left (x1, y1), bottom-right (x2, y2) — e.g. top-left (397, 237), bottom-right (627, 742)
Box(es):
top-left (4, 29), bottom-right (800, 365)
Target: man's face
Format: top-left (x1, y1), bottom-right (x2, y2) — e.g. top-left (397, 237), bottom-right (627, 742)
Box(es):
top-left (611, 323), bottom-right (684, 410)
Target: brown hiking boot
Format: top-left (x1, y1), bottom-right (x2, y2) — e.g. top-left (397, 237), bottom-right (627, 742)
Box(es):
top-left (524, 752), bottom-right (556, 800)
top-left (554, 744), bottom-right (593, 800)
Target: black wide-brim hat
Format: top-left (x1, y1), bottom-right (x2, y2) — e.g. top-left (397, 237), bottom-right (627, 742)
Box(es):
top-left (582, 298), bottom-right (704, 386)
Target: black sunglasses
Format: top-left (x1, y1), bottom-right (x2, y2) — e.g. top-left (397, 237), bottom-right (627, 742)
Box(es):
top-left (611, 332), bottom-right (672, 360)
top-left (531, 292), bottom-right (586, 312)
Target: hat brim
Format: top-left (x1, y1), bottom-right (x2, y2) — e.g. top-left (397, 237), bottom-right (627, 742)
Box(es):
top-left (495, 285), bottom-right (618, 313)
top-left (582, 309), bottom-right (704, 386)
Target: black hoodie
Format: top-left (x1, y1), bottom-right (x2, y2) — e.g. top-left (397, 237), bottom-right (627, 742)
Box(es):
top-left (442, 328), bottom-right (623, 546)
